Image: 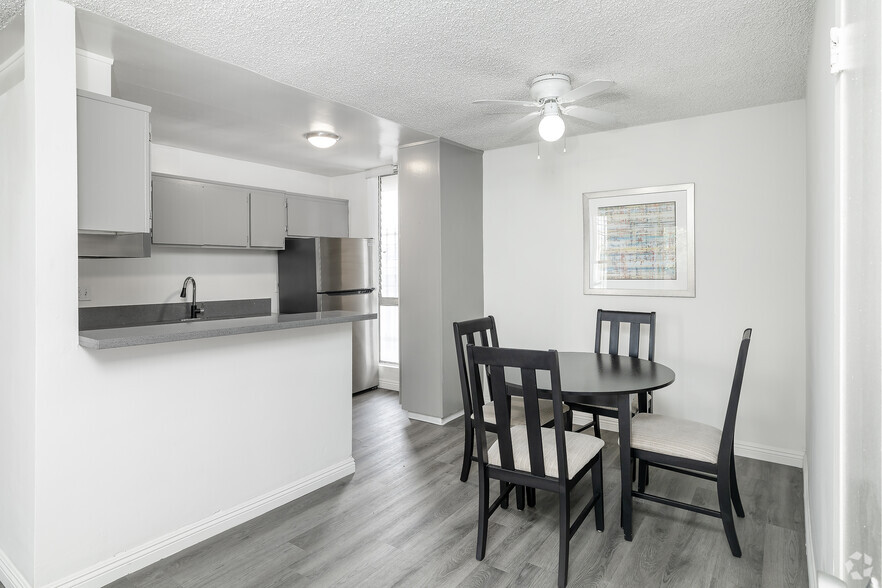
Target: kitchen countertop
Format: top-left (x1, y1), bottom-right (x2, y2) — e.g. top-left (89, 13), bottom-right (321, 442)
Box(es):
top-left (79, 310), bottom-right (376, 350)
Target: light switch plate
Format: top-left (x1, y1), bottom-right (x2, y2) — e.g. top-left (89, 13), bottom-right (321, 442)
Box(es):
top-left (78, 285), bottom-right (91, 301)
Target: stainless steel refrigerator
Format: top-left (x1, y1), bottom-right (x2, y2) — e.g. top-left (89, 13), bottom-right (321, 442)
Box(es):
top-left (278, 237), bottom-right (379, 393)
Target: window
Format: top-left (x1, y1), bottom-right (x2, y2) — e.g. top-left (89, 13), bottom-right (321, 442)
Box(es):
top-left (379, 175), bottom-right (399, 365)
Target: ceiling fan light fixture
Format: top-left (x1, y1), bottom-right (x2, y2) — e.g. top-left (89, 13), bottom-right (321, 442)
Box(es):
top-left (538, 103), bottom-right (565, 142)
top-left (304, 131), bottom-right (340, 148)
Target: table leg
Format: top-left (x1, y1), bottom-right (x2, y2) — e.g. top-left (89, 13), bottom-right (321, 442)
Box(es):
top-left (618, 393), bottom-right (633, 541)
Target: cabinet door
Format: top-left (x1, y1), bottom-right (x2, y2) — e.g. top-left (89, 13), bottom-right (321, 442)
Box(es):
top-left (152, 176), bottom-right (203, 245)
top-left (249, 191), bottom-right (287, 249)
top-left (287, 194), bottom-right (350, 238)
top-left (77, 92), bottom-right (151, 233)
top-left (202, 183), bottom-right (250, 247)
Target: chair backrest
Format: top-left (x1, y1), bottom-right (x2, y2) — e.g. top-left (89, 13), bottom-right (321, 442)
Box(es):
top-left (453, 316), bottom-right (500, 419)
top-left (594, 309), bottom-right (656, 361)
top-left (467, 345), bottom-right (570, 480)
top-left (717, 329), bottom-right (753, 465)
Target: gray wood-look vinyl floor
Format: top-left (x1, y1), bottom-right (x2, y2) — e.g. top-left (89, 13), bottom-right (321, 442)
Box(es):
top-left (107, 388), bottom-right (809, 588)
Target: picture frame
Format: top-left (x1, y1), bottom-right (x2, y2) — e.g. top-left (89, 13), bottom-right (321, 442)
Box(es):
top-left (583, 183), bottom-right (695, 297)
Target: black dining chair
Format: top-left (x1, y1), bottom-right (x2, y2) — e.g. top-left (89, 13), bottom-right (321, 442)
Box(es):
top-left (628, 328), bottom-right (752, 557)
top-left (453, 316), bottom-right (571, 484)
top-left (567, 309), bottom-right (657, 437)
top-left (467, 344), bottom-right (604, 588)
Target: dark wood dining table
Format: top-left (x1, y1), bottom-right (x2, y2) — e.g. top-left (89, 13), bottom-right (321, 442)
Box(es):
top-left (505, 351), bottom-right (676, 540)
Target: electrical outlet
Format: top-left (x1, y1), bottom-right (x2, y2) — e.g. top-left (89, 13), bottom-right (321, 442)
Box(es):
top-left (78, 285), bottom-right (91, 301)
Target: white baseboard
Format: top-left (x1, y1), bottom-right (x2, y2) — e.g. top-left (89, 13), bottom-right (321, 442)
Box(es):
top-left (378, 378), bottom-right (399, 392)
top-left (733, 439), bottom-right (804, 468)
top-left (0, 547), bottom-right (31, 588)
top-left (378, 364), bottom-right (399, 392)
top-left (571, 413), bottom-right (805, 468)
top-left (804, 454), bottom-right (818, 588)
top-left (46, 458), bottom-right (356, 588)
top-left (407, 410), bottom-right (464, 426)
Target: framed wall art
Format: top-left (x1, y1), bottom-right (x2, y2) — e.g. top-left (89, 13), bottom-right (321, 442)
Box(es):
top-left (583, 183), bottom-right (695, 297)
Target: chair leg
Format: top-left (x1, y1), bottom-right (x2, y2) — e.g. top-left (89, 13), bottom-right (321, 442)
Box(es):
top-left (558, 490), bottom-right (570, 588)
top-left (631, 458), bottom-right (637, 482)
top-left (637, 460), bottom-right (649, 493)
top-left (501, 481), bottom-right (509, 510)
top-left (564, 409), bottom-right (573, 432)
top-left (460, 421), bottom-right (474, 482)
top-left (476, 466), bottom-right (490, 560)
top-left (592, 412), bottom-right (601, 438)
top-left (730, 453), bottom-right (745, 518)
top-left (516, 485), bottom-right (526, 510)
top-left (526, 487), bottom-right (536, 508)
top-left (717, 468), bottom-right (742, 557)
top-left (592, 458), bottom-right (605, 532)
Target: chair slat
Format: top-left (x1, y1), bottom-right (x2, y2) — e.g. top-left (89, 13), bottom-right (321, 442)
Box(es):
top-left (628, 322), bottom-right (641, 358)
top-left (520, 368), bottom-right (546, 477)
top-left (487, 362), bottom-right (515, 471)
top-left (608, 319), bottom-right (621, 355)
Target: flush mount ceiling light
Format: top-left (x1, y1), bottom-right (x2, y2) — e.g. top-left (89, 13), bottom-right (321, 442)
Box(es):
top-left (473, 73), bottom-right (618, 143)
top-left (304, 131), bottom-right (340, 148)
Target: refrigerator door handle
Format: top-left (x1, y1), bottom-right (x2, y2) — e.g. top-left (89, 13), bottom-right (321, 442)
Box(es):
top-left (322, 288), bottom-right (375, 296)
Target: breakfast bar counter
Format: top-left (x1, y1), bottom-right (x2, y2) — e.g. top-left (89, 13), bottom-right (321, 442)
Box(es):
top-left (79, 310), bottom-right (376, 350)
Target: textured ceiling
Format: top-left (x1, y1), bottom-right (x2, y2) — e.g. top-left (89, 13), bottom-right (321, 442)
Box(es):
top-left (1, 0), bottom-right (814, 154)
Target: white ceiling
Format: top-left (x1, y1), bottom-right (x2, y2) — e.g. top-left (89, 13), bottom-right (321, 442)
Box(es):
top-left (1, 0), bottom-right (815, 175)
top-left (74, 10), bottom-right (436, 176)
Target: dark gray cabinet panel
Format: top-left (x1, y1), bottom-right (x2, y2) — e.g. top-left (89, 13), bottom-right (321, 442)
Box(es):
top-left (287, 194), bottom-right (349, 238)
top-left (202, 183), bottom-right (249, 247)
top-left (77, 90), bottom-right (151, 233)
top-left (151, 176), bottom-right (203, 245)
top-left (249, 191), bottom-right (287, 249)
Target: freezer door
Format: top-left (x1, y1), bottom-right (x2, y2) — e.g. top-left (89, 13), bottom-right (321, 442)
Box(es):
top-left (315, 238), bottom-right (373, 293)
top-left (320, 292), bottom-right (379, 394)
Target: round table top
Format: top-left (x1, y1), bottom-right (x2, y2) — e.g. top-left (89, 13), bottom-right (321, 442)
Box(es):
top-left (505, 351), bottom-right (675, 397)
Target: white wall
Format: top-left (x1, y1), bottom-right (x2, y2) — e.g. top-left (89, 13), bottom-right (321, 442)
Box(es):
top-left (0, 14), bottom-right (35, 588)
top-left (804, 0), bottom-right (840, 578)
top-left (23, 2), bottom-right (355, 585)
top-left (79, 145), bottom-right (333, 312)
top-left (329, 170), bottom-right (377, 240)
top-left (40, 326), bottom-right (353, 587)
top-left (483, 101), bottom-right (807, 464)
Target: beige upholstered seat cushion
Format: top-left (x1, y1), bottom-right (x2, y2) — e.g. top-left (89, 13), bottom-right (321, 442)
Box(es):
top-left (629, 413), bottom-right (722, 464)
top-left (481, 397), bottom-right (569, 426)
top-left (488, 425), bottom-right (604, 480)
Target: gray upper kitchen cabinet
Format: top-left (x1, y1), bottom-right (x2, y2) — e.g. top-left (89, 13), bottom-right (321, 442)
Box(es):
top-left (151, 175), bottom-right (204, 245)
top-left (201, 183), bottom-right (249, 247)
top-left (77, 90), bottom-right (151, 233)
top-left (249, 191), bottom-right (287, 249)
top-left (152, 176), bottom-right (249, 247)
top-left (287, 194), bottom-right (349, 238)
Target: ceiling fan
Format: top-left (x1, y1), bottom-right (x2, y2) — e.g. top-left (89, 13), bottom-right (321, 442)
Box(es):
top-left (474, 73), bottom-right (616, 142)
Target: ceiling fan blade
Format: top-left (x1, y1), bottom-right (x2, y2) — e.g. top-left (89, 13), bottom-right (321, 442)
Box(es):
top-left (506, 111), bottom-right (540, 133)
top-left (558, 79), bottom-right (614, 104)
top-left (473, 99), bottom-right (539, 108)
top-left (563, 105), bottom-right (617, 126)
